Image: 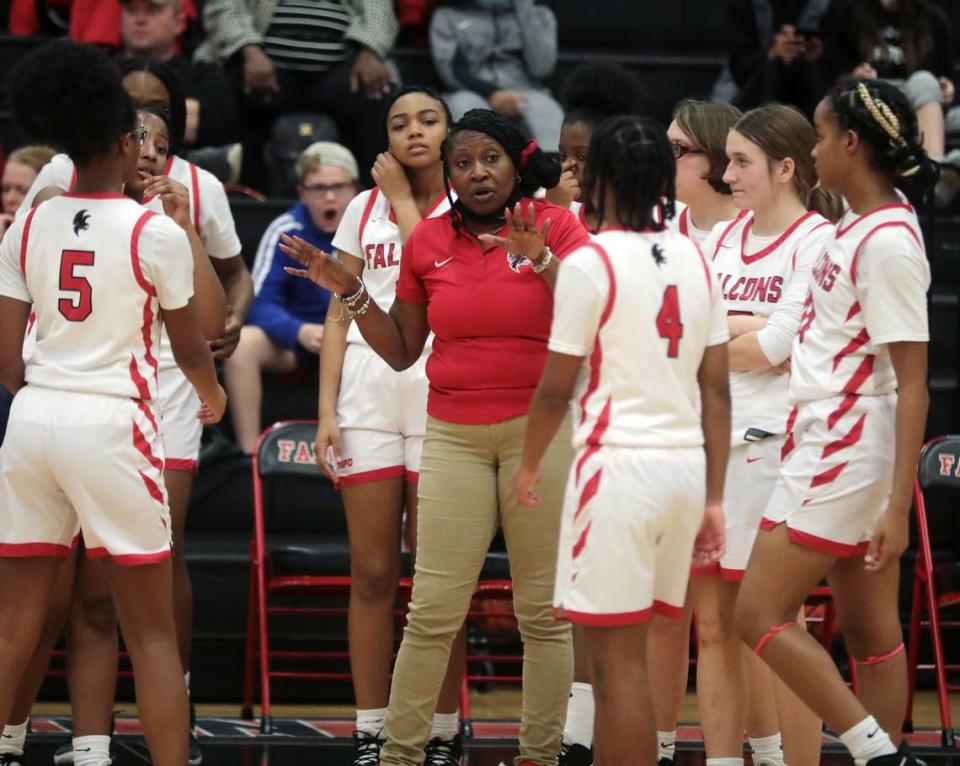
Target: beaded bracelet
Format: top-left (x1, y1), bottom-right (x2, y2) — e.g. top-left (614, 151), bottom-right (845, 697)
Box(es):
top-left (344, 292), bottom-right (372, 319)
top-left (337, 280), bottom-right (366, 307)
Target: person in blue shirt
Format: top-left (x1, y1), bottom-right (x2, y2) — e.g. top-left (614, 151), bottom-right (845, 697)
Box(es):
top-left (225, 141), bottom-right (359, 452)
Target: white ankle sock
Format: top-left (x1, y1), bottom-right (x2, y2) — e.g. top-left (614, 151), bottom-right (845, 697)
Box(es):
top-left (72, 735), bottom-right (111, 766)
top-left (657, 729), bottom-right (677, 761)
top-left (705, 759), bottom-right (743, 766)
top-left (0, 721), bottom-right (28, 755)
top-left (749, 733), bottom-right (784, 764)
top-left (839, 716), bottom-right (897, 764)
top-left (355, 708), bottom-right (387, 738)
top-left (430, 712), bottom-right (460, 741)
top-left (563, 682), bottom-right (595, 748)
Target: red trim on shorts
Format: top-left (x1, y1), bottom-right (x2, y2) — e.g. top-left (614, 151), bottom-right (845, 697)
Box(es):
top-left (19, 206), bottom-right (38, 274)
top-left (842, 355), bottom-right (875, 395)
top-left (690, 561), bottom-right (745, 581)
top-left (0, 542), bottom-right (71, 559)
top-left (822, 413), bottom-right (867, 459)
top-left (357, 188), bottom-right (380, 243)
top-left (741, 211), bottom-right (817, 265)
top-left (404, 470), bottom-right (419, 484)
top-left (827, 393), bottom-right (859, 430)
top-left (133, 398), bottom-right (159, 435)
top-left (188, 162), bottom-right (201, 232)
top-left (574, 469), bottom-right (602, 524)
top-left (165, 458), bottom-right (198, 473)
top-left (576, 244), bottom-right (617, 426)
top-left (832, 328), bottom-right (870, 372)
top-left (575, 397), bottom-right (611, 484)
top-left (850, 221), bottom-right (921, 286)
top-left (781, 406), bottom-right (799, 461)
top-left (26, 312), bottom-right (36, 334)
top-left (138, 469), bottom-right (166, 505)
top-left (810, 461), bottom-right (849, 488)
top-left (132, 421), bottom-right (164, 473)
top-left (86, 547), bottom-right (173, 565)
top-left (556, 600), bottom-right (682, 626)
top-left (760, 518), bottom-right (869, 557)
top-left (338, 465), bottom-right (405, 487)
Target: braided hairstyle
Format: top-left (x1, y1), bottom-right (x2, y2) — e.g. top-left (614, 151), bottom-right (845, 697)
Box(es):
top-left (380, 85), bottom-right (453, 148)
top-left (582, 115), bottom-right (676, 232)
top-left (8, 40), bottom-right (136, 167)
top-left (826, 79), bottom-right (939, 187)
top-left (118, 58), bottom-right (187, 153)
top-left (561, 63), bottom-right (646, 131)
top-left (442, 108), bottom-right (561, 229)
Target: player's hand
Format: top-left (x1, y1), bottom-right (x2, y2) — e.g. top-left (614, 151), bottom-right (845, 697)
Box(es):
top-left (315, 414), bottom-right (343, 483)
top-left (350, 48), bottom-right (394, 99)
top-left (769, 25), bottom-right (804, 65)
top-left (852, 62), bottom-right (878, 80)
top-left (692, 502), bottom-right (725, 563)
top-left (512, 462), bottom-right (542, 507)
top-left (210, 310), bottom-right (242, 360)
top-left (198, 384), bottom-right (227, 424)
top-left (544, 160), bottom-right (580, 208)
top-left (478, 202), bottom-right (551, 262)
top-left (280, 234), bottom-right (360, 295)
top-left (865, 507), bottom-right (909, 572)
top-left (297, 322), bottom-right (325, 355)
top-left (144, 176), bottom-right (191, 229)
top-left (372, 152), bottom-right (413, 204)
top-left (243, 45), bottom-right (280, 97)
top-left (489, 89), bottom-right (527, 118)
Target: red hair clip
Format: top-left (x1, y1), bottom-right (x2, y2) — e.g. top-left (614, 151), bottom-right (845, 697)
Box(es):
top-left (519, 140), bottom-right (539, 170)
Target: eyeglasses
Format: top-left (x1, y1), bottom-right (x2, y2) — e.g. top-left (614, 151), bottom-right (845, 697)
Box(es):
top-left (671, 141), bottom-right (704, 160)
top-left (131, 124), bottom-right (151, 145)
top-left (302, 182), bottom-right (355, 196)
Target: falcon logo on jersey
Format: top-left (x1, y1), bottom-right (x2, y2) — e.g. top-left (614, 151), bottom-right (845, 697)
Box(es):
top-left (507, 252), bottom-right (530, 272)
top-left (73, 210), bottom-right (91, 236)
top-left (651, 244), bottom-right (665, 266)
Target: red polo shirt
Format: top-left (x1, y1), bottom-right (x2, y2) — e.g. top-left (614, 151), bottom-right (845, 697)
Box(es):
top-left (397, 199), bottom-right (590, 424)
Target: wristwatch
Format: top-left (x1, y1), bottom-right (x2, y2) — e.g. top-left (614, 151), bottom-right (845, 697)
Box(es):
top-left (531, 247), bottom-right (554, 273)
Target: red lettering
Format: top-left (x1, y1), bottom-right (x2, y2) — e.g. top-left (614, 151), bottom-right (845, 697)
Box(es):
top-left (719, 273), bottom-right (733, 295)
top-left (767, 276), bottom-right (783, 302)
top-left (812, 252), bottom-right (841, 292)
top-left (728, 277), bottom-right (746, 300)
top-left (294, 441), bottom-right (314, 464)
top-left (364, 244), bottom-right (375, 270)
top-left (277, 440), bottom-right (295, 462)
top-left (754, 277), bottom-right (768, 302)
top-left (940, 454), bottom-right (957, 477)
top-left (387, 243), bottom-right (400, 267)
top-left (373, 244), bottom-right (387, 269)
top-left (740, 277), bottom-right (758, 301)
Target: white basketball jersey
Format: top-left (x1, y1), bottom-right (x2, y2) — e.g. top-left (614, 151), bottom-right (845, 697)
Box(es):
top-left (550, 228), bottom-right (729, 450)
top-left (0, 194), bottom-right (193, 400)
top-left (790, 203), bottom-right (930, 403)
top-left (706, 211), bottom-right (832, 441)
top-left (332, 188), bottom-right (452, 346)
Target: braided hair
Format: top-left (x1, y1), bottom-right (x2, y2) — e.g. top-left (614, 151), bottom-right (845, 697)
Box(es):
top-left (118, 58), bottom-right (187, 153)
top-left (582, 115), bottom-right (676, 232)
top-left (826, 79), bottom-right (939, 187)
top-left (442, 108), bottom-right (561, 230)
top-left (8, 40), bottom-right (136, 167)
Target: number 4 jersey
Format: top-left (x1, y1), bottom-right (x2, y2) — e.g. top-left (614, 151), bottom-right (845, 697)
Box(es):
top-left (0, 193), bottom-right (194, 401)
top-left (550, 228), bottom-right (729, 450)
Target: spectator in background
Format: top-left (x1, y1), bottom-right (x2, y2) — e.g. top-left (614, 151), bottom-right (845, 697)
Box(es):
top-left (724, 0), bottom-right (829, 115)
top-left (0, 145), bottom-right (56, 241)
top-left (194, 0), bottom-right (399, 190)
top-left (821, 0), bottom-right (954, 162)
top-left (119, 0), bottom-right (238, 148)
top-left (430, 0), bottom-right (562, 151)
top-left (224, 142), bottom-right (358, 454)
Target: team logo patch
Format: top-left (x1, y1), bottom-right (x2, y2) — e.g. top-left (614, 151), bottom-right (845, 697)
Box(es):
top-left (507, 252), bottom-right (530, 273)
top-left (73, 209), bottom-right (91, 236)
top-left (651, 244), bottom-right (665, 266)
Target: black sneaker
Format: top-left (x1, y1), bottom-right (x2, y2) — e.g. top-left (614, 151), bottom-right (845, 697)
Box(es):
top-left (189, 704), bottom-right (203, 766)
top-left (558, 741), bottom-right (593, 766)
top-left (423, 734), bottom-right (463, 765)
top-left (0, 753), bottom-right (24, 765)
top-left (52, 742), bottom-right (73, 764)
top-left (658, 758), bottom-right (674, 766)
top-left (352, 730), bottom-right (385, 766)
top-left (866, 744), bottom-right (922, 766)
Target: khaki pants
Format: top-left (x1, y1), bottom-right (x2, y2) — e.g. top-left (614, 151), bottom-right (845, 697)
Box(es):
top-left (380, 414), bottom-right (574, 766)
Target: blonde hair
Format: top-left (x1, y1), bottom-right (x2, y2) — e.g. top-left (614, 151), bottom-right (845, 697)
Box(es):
top-left (6, 145), bottom-right (57, 174)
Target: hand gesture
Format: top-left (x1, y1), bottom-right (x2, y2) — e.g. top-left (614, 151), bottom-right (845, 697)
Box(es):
top-left (478, 202), bottom-right (551, 262)
top-left (198, 384), bottom-right (227, 424)
top-left (372, 152), bottom-right (413, 204)
top-left (489, 89), bottom-right (527, 118)
top-left (210, 310), bottom-right (242, 360)
top-left (243, 45), bottom-right (280, 97)
top-left (297, 322), bottom-right (325, 354)
top-left (852, 62), bottom-right (878, 80)
top-left (512, 462), bottom-right (541, 507)
top-left (144, 176), bottom-right (191, 229)
top-left (544, 160), bottom-right (580, 208)
top-left (314, 414), bottom-right (343, 483)
top-left (865, 507), bottom-right (909, 572)
top-left (350, 49), bottom-right (394, 100)
top-left (692, 502), bottom-right (725, 564)
top-left (280, 234), bottom-right (360, 295)
top-left (769, 25), bottom-right (804, 65)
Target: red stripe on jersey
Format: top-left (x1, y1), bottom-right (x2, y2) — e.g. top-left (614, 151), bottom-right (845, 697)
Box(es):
top-left (26, 312), bottom-right (36, 334)
top-left (129, 356), bottom-right (151, 400)
top-left (781, 406), bottom-right (799, 461)
top-left (850, 221), bottom-right (922, 286)
top-left (132, 420), bottom-right (164, 473)
top-left (134, 398), bottom-right (159, 434)
top-left (577, 243), bottom-right (617, 425)
top-left (357, 188), bottom-right (380, 244)
top-left (741, 211), bottom-right (817, 264)
top-left (845, 301), bottom-right (861, 321)
top-left (827, 393), bottom-right (859, 430)
top-left (575, 397), bottom-right (611, 484)
top-left (575, 469), bottom-right (603, 523)
top-left (189, 162), bottom-right (201, 232)
top-left (842, 355), bottom-right (875, 394)
top-left (19, 206), bottom-right (38, 275)
top-left (69, 167), bottom-right (77, 192)
top-left (810, 461), bottom-right (849, 488)
top-left (130, 211), bottom-right (160, 384)
top-left (678, 206), bottom-right (689, 237)
top-left (138, 469), bottom-right (166, 505)
top-left (832, 328), bottom-right (870, 371)
top-left (836, 203), bottom-right (914, 238)
top-left (711, 212), bottom-right (747, 261)
top-left (822, 413), bottom-right (867, 459)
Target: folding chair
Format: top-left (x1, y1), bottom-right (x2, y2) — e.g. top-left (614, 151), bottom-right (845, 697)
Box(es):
top-left (241, 420), bottom-right (412, 732)
top-left (905, 435), bottom-right (960, 747)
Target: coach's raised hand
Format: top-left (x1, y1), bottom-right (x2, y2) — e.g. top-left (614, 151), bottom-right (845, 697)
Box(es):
top-left (479, 201), bottom-right (551, 262)
top-left (280, 234), bottom-right (359, 295)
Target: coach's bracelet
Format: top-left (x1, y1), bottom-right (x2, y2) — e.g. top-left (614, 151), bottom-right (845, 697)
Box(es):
top-left (337, 279), bottom-right (366, 307)
top-left (531, 246), bottom-right (554, 273)
top-left (344, 292), bottom-right (372, 319)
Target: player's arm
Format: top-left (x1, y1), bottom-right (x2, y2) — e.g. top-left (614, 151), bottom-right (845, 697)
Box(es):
top-left (211, 255), bottom-right (255, 359)
top-left (0, 297), bottom-right (30, 394)
top-left (315, 251), bottom-right (363, 481)
top-left (165, 304), bottom-right (226, 421)
top-left (31, 186), bottom-right (66, 208)
top-left (695, 341), bottom-right (731, 562)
